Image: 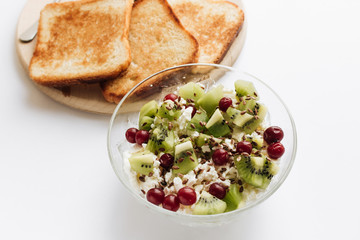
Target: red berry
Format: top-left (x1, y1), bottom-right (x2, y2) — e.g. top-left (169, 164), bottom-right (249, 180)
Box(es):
top-left (264, 126), bottom-right (284, 144)
top-left (209, 183), bottom-right (227, 199)
top-left (164, 93), bottom-right (178, 102)
top-left (135, 130), bottom-right (150, 145)
top-left (219, 97), bottom-right (232, 112)
top-left (236, 141), bottom-right (252, 154)
top-left (159, 153), bottom-right (174, 169)
top-left (212, 149), bottom-right (229, 165)
top-left (162, 195), bottom-right (180, 212)
top-left (125, 128), bottom-right (138, 143)
top-left (186, 105), bottom-right (197, 118)
top-left (267, 142), bottom-right (285, 159)
top-left (146, 188), bottom-right (165, 205)
top-left (177, 187), bottom-right (197, 205)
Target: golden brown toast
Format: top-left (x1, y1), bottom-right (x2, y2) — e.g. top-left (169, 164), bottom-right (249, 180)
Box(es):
top-left (101, 0), bottom-right (199, 103)
top-left (168, 0), bottom-right (244, 64)
top-left (29, 0), bottom-right (133, 87)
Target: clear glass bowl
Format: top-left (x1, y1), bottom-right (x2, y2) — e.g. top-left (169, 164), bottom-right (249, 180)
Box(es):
top-left (107, 63), bottom-right (297, 227)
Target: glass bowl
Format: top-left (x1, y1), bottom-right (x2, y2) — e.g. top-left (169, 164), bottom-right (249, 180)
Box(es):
top-left (107, 63), bottom-right (297, 227)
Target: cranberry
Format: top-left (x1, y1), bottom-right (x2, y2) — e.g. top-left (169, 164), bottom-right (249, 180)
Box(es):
top-left (135, 130), bottom-right (150, 145)
top-left (177, 187), bottom-right (197, 205)
top-left (209, 183), bottom-right (227, 199)
top-left (125, 128), bottom-right (138, 143)
top-left (163, 93), bottom-right (178, 102)
top-left (219, 97), bottom-right (233, 112)
top-left (159, 153), bottom-right (174, 169)
top-left (212, 149), bottom-right (229, 165)
top-left (267, 142), bottom-right (285, 159)
top-left (146, 188), bottom-right (165, 205)
top-left (236, 141), bottom-right (252, 154)
top-left (162, 195), bottom-right (180, 212)
top-left (264, 126), bottom-right (284, 144)
top-left (186, 105), bottom-right (197, 118)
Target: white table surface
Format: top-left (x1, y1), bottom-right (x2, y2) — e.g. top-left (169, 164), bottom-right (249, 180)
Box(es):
top-left (1, 0), bottom-right (360, 239)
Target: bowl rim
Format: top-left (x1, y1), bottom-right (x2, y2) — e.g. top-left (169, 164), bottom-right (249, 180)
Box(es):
top-left (107, 63), bottom-right (297, 219)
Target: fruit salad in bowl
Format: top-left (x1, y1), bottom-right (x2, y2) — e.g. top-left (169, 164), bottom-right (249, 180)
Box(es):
top-left (108, 63), bottom-right (296, 226)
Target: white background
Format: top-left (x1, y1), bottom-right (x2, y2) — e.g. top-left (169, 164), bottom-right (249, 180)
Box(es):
top-left (1, 0), bottom-right (360, 239)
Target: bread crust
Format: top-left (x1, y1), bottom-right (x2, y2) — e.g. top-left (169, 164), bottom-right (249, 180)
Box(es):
top-left (101, 0), bottom-right (199, 103)
top-left (29, 0), bottom-right (134, 87)
top-left (213, 1), bottom-right (244, 64)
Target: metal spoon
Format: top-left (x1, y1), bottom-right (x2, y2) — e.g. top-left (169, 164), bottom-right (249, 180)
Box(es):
top-left (19, 0), bottom-right (61, 43)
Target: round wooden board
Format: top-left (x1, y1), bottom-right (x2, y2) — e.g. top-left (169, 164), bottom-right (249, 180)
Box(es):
top-left (16, 0), bottom-right (247, 115)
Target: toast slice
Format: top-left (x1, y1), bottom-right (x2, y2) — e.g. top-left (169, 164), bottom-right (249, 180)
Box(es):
top-left (101, 0), bottom-right (199, 103)
top-left (29, 0), bottom-right (133, 87)
top-left (168, 0), bottom-right (244, 64)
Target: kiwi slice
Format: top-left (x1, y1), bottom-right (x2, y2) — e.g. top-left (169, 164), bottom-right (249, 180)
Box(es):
top-left (197, 85), bottom-right (224, 116)
top-left (178, 82), bottom-right (205, 104)
top-left (195, 133), bottom-right (211, 147)
top-left (242, 104), bottom-right (267, 134)
top-left (223, 184), bottom-right (244, 212)
top-left (146, 126), bottom-right (175, 154)
top-left (226, 107), bottom-right (254, 128)
top-left (173, 141), bottom-right (198, 175)
top-left (188, 108), bottom-right (208, 132)
top-left (235, 155), bottom-right (279, 189)
top-left (195, 133), bottom-right (222, 147)
top-left (245, 136), bottom-right (264, 150)
top-left (237, 98), bottom-right (257, 111)
top-left (193, 191), bottom-right (227, 215)
top-left (205, 109), bottom-right (230, 137)
top-left (128, 150), bottom-right (155, 175)
top-left (139, 116), bottom-right (154, 131)
top-left (157, 100), bottom-right (180, 121)
top-left (234, 80), bottom-right (259, 99)
top-left (139, 100), bottom-right (158, 119)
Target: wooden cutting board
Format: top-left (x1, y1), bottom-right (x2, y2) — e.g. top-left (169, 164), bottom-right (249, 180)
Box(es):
top-left (16, 0), bottom-right (247, 114)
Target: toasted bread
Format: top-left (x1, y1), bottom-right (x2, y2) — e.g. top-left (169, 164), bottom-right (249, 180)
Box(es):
top-left (29, 0), bottom-right (133, 87)
top-left (168, 0), bottom-right (244, 64)
top-left (101, 0), bottom-right (199, 103)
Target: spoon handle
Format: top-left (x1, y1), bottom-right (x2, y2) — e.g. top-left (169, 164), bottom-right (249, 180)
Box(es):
top-left (19, 0), bottom-right (61, 43)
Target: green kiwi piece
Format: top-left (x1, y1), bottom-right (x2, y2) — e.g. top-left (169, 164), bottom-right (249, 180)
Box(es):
top-left (139, 116), bottom-right (154, 131)
top-left (128, 150), bottom-right (155, 175)
top-left (194, 134), bottom-right (222, 147)
top-left (157, 100), bottom-right (180, 121)
top-left (234, 155), bottom-right (279, 189)
top-left (237, 98), bottom-right (257, 111)
top-left (178, 82), bottom-right (205, 104)
top-left (197, 85), bottom-right (224, 116)
top-left (226, 107), bottom-right (254, 128)
top-left (173, 141), bottom-right (198, 175)
top-left (193, 191), bottom-right (227, 215)
top-left (146, 126), bottom-right (175, 154)
top-left (234, 80), bottom-right (259, 99)
top-left (188, 108), bottom-right (208, 132)
top-left (242, 104), bottom-right (267, 134)
top-left (139, 100), bottom-right (158, 119)
top-left (223, 184), bottom-right (244, 212)
top-left (205, 109), bottom-right (230, 137)
top-left (245, 136), bottom-right (264, 150)
top-left (195, 133), bottom-right (212, 147)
